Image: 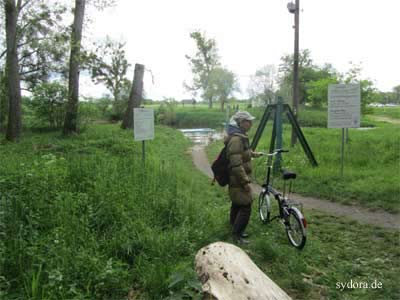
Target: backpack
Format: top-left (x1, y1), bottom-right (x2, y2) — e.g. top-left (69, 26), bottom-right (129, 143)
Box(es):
top-left (211, 146), bottom-right (230, 186)
top-left (211, 135), bottom-right (248, 187)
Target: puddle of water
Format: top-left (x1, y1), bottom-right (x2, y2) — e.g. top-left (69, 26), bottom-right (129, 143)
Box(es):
top-left (180, 128), bottom-right (224, 146)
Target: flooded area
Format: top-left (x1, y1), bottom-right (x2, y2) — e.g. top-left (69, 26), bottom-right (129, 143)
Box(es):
top-left (180, 128), bottom-right (224, 146)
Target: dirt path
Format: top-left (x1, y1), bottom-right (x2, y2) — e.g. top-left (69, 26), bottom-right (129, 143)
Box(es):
top-left (369, 115), bottom-right (400, 125)
top-left (192, 145), bottom-right (399, 230)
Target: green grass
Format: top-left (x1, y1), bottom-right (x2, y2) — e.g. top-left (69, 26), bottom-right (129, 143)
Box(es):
top-left (0, 125), bottom-right (227, 300)
top-left (207, 121), bottom-right (400, 212)
top-left (1, 123), bottom-right (399, 300)
top-left (370, 106), bottom-right (400, 119)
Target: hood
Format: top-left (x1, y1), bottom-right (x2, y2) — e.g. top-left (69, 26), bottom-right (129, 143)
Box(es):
top-left (226, 124), bottom-right (244, 136)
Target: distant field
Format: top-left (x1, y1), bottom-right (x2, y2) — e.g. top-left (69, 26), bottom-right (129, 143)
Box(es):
top-left (370, 106), bottom-right (400, 119)
top-left (146, 103), bottom-right (376, 129)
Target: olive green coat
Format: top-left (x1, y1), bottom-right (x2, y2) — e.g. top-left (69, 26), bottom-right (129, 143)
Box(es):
top-left (226, 133), bottom-right (253, 206)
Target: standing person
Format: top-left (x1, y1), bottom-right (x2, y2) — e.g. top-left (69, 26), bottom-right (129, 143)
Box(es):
top-left (225, 111), bottom-right (263, 244)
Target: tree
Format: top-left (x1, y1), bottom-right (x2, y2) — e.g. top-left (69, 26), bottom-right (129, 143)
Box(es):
top-left (185, 31), bottom-right (220, 108)
top-left (0, 1), bottom-right (70, 88)
top-left (0, 69), bottom-right (7, 131)
top-left (63, 0), bottom-right (86, 135)
top-left (247, 65), bottom-right (277, 106)
top-left (343, 62), bottom-right (378, 113)
top-left (87, 37), bottom-right (131, 118)
top-left (63, 0), bottom-right (116, 134)
top-left (4, 0), bottom-right (22, 141)
top-left (278, 50), bottom-right (340, 107)
top-left (206, 67), bottom-right (238, 111)
top-left (306, 77), bottom-right (338, 108)
top-left (391, 85), bottom-right (400, 103)
top-left (1, 0), bottom-right (69, 140)
top-left (30, 81), bottom-right (67, 128)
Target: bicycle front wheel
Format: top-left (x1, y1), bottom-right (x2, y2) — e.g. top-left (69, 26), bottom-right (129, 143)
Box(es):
top-left (285, 207), bottom-right (307, 250)
top-left (258, 191), bottom-right (271, 224)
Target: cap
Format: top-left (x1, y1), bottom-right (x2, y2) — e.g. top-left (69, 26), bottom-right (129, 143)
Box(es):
top-left (233, 111), bottom-right (256, 122)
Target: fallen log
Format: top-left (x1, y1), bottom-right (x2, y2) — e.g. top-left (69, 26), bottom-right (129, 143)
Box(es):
top-left (195, 242), bottom-right (293, 300)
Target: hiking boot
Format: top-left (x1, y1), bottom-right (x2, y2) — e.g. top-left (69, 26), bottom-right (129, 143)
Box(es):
top-left (233, 235), bottom-right (250, 245)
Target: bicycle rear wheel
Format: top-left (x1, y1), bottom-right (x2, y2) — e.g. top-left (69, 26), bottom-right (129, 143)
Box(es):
top-left (258, 191), bottom-right (271, 224)
top-left (285, 207), bottom-right (307, 249)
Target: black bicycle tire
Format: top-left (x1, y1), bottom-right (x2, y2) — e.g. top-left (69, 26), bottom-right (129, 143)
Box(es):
top-left (285, 208), bottom-right (306, 249)
top-left (258, 191), bottom-right (271, 224)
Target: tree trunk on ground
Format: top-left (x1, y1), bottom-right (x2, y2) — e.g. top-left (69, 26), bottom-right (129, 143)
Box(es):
top-left (121, 63), bottom-right (144, 129)
top-left (63, 0), bottom-right (86, 135)
top-left (195, 242), bottom-right (292, 300)
top-left (4, 0), bottom-right (22, 141)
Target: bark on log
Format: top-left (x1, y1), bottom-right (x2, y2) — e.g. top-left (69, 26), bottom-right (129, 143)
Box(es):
top-left (121, 63), bottom-right (145, 129)
top-left (195, 242), bottom-right (292, 300)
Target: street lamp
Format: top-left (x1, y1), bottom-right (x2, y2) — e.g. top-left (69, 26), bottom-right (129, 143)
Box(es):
top-left (287, 0), bottom-right (300, 146)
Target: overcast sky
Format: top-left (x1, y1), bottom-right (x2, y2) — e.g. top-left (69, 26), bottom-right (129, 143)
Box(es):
top-left (81, 0), bottom-right (400, 100)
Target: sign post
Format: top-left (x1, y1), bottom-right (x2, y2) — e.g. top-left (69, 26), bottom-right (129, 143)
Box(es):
top-left (328, 84), bottom-right (360, 176)
top-left (134, 108), bottom-right (154, 164)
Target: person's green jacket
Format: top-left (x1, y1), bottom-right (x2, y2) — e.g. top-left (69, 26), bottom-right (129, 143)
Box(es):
top-left (226, 132), bottom-right (253, 205)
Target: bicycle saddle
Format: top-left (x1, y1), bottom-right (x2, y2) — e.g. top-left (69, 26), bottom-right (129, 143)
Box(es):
top-left (282, 169), bottom-right (297, 180)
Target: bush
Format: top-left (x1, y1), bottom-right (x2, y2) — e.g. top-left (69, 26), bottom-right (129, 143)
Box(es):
top-left (29, 82), bottom-right (67, 129)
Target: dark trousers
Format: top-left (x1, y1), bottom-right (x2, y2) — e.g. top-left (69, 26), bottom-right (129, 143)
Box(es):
top-left (230, 203), bottom-right (252, 237)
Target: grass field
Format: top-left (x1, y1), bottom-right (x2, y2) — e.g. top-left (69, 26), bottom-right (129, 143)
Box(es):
top-left (1, 124), bottom-right (399, 299)
top-left (370, 106), bottom-right (400, 119)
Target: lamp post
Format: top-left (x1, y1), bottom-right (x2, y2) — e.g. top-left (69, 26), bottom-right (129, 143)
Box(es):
top-left (287, 0), bottom-right (300, 146)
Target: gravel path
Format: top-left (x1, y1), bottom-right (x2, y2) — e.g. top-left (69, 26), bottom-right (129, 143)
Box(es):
top-left (192, 145), bottom-right (399, 230)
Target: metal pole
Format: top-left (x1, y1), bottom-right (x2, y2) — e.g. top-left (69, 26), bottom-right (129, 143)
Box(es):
top-left (341, 128), bottom-right (344, 176)
top-left (291, 0), bottom-right (300, 146)
top-left (273, 97), bottom-right (283, 173)
top-left (142, 140), bottom-right (145, 165)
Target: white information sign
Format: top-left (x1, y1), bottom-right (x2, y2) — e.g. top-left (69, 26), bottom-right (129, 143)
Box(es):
top-left (328, 84), bottom-right (360, 128)
top-left (134, 108), bottom-right (154, 141)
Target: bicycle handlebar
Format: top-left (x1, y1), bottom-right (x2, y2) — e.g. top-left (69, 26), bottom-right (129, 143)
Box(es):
top-left (267, 149), bottom-right (289, 156)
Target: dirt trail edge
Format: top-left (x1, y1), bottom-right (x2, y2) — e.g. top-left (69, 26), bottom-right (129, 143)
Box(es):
top-left (192, 145), bottom-right (399, 230)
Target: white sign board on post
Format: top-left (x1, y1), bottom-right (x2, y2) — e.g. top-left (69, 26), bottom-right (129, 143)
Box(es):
top-left (328, 84), bottom-right (361, 128)
top-left (134, 108), bottom-right (154, 141)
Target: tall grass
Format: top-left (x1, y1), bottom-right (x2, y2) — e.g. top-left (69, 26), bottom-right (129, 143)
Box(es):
top-left (0, 125), bottom-right (226, 299)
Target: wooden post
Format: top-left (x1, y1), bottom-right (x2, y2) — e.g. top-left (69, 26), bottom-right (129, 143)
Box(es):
top-left (291, 0), bottom-right (300, 146)
top-left (121, 64), bottom-right (145, 129)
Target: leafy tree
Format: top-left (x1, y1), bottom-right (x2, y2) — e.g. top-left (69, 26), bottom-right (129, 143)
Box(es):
top-left (342, 62), bottom-right (378, 113)
top-left (247, 65), bottom-right (277, 106)
top-left (185, 30), bottom-right (220, 108)
top-left (8, 1), bottom-right (68, 90)
top-left (30, 81), bottom-right (67, 128)
top-left (306, 77), bottom-right (338, 108)
top-left (1, 0), bottom-right (70, 140)
top-left (206, 67), bottom-right (238, 111)
top-left (279, 50), bottom-right (333, 103)
top-left (87, 37), bottom-right (131, 118)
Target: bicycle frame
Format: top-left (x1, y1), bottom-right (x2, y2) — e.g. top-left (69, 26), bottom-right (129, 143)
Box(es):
top-left (262, 149), bottom-right (291, 221)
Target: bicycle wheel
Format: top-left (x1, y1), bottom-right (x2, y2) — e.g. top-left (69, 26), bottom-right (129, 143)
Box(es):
top-left (285, 207), bottom-right (307, 249)
top-left (258, 191), bottom-right (271, 224)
